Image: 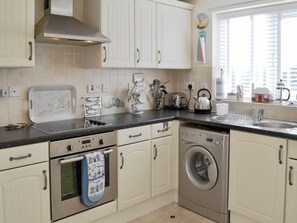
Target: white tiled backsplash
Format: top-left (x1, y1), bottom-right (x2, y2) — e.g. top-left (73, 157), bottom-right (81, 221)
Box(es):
top-left (0, 0), bottom-right (212, 126)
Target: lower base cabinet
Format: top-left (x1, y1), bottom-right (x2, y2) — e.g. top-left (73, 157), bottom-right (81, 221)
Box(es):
top-left (285, 140), bottom-right (297, 223)
top-left (0, 162), bottom-right (50, 223)
top-left (229, 130), bottom-right (287, 223)
top-left (118, 140), bottom-right (151, 211)
top-left (152, 136), bottom-right (173, 197)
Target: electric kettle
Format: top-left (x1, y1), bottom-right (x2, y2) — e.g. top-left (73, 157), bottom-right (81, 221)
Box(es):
top-left (194, 88), bottom-right (212, 114)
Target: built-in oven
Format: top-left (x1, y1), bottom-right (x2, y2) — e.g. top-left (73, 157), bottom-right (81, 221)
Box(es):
top-left (49, 131), bottom-right (117, 221)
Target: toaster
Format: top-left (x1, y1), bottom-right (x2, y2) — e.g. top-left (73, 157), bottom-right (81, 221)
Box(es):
top-left (163, 92), bottom-right (189, 109)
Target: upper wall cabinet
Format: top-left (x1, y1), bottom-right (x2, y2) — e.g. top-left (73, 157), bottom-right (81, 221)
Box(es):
top-left (156, 3), bottom-right (191, 69)
top-left (83, 0), bottom-right (193, 69)
top-left (84, 0), bottom-right (134, 68)
top-left (135, 0), bottom-right (156, 68)
top-left (0, 0), bottom-right (35, 67)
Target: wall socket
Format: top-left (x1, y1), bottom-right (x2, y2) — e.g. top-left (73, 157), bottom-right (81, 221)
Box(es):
top-left (102, 83), bottom-right (110, 93)
top-left (87, 84), bottom-right (101, 93)
top-left (0, 88), bottom-right (8, 97)
top-left (9, 87), bottom-right (20, 97)
top-left (200, 82), bottom-right (208, 89)
top-left (184, 82), bottom-right (194, 90)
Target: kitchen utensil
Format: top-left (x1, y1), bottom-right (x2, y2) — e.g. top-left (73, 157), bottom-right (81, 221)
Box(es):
top-left (216, 103), bottom-right (228, 116)
top-left (163, 92), bottom-right (189, 110)
top-left (275, 79), bottom-right (290, 103)
top-left (150, 79), bottom-right (169, 109)
top-left (194, 88), bottom-right (212, 114)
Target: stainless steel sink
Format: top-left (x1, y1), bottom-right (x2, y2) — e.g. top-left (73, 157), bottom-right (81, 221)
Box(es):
top-left (253, 121), bottom-right (297, 128)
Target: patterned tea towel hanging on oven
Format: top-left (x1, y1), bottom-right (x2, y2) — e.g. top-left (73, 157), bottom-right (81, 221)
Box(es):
top-left (81, 151), bottom-right (105, 207)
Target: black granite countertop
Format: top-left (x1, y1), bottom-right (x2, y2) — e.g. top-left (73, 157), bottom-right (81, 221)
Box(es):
top-left (1, 109), bottom-right (297, 149)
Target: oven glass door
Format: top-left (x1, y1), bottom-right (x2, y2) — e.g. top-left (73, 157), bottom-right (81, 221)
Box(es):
top-left (60, 157), bottom-right (110, 201)
top-left (61, 160), bottom-right (82, 200)
top-left (50, 146), bottom-right (116, 222)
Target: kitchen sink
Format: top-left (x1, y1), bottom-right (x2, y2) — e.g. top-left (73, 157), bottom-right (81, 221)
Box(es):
top-left (253, 121), bottom-right (297, 128)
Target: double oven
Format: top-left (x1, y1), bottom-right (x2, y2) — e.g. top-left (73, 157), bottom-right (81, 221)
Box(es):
top-left (49, 131), bottom-right (117, 221)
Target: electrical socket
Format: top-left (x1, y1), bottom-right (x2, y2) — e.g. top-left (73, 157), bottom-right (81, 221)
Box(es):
top-left (102, 83), bottom-right (110, 93)
top-left (184, 82), bottom-right (194, 90)
top-left (0, 88), bottom-right (8, 97)
top-left (9, 86), bottom-right (20, 97)
top-left (200, 82), bottom-right (208, 89)
top-left (87, 84), bottom-right (101, 93)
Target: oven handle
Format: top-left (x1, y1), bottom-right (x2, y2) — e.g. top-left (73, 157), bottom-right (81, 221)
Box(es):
top-left (60, 156), bottom-right (84, 164)
top-left (59, 149), bottom-right (113, 164)
top-left (103, 149), bottom-right (113, 155)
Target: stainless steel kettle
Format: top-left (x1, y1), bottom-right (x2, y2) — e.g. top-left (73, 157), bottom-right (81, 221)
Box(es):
top-left (194, 88), bottom-right (212, 114)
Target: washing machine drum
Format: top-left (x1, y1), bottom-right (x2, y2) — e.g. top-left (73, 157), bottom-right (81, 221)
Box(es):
top-left (184, 146), bottom-right (218, 190)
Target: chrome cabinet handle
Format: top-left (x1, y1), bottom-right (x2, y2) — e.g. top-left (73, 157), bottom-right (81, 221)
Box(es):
top-left (103, 46), bottom-right (107, 62)
top-left (9, 153), bottom-right (32, 161)
top-left (279, 145), bottom-right (283, 164)
top-left (158, 50), bottom-right (161, 64)
top-left (289, 166), bottom-right (294, 186)
top-left (157, 127), bottom-right (169, 133)
top-left (129, 133), bottom-right (142, 138)
top-left (28, 41), bottom-right (33, 61)
top-left (120, 152), bottom-right (124, 169)
top-left (153, 145), bottom-right (158, 160)
top-left (136, 48), bottom-right (140, 63)
top-left (42, 170), bottom-right (47, 190)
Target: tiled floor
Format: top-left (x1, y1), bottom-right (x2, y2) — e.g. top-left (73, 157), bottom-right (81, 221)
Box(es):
top-left (128, 203), bottom-right (216, 223)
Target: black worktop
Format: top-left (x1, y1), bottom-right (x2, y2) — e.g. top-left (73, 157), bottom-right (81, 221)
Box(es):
top-left (1, 109), bottom-right (297, 149)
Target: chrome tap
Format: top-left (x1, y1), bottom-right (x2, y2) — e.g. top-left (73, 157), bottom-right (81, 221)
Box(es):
top-left (258, 108), bottom-right (264, 121)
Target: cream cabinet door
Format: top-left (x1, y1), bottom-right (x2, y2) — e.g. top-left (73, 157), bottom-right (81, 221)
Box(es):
top-left (0, 0), bottom-right (34, 67)
top-left (135, 0), bottom-right (156, 68)
top-left (0, 162), bottom-right (50, 223)
top-left (229, 130), bottom-right (287, 223)
top-left (101, 0), bottom-right (134, 67)
top-left (151, 136), bottom-right (173, 197)
top-left (118, 140), bottom-right (151, 210)
top-left (285, 159), bottom-right (297, 223)
top-left (156, 3), bottom-right (191, 69)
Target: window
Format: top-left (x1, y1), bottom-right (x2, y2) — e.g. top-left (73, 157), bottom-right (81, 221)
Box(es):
top-left (215, 3), bottom-right (297, 101)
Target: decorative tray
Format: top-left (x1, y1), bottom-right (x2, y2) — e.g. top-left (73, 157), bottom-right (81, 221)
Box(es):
top-left (83, 96), bottom-right (103, 117)
top-left (29, 85), bottom-right (76, 123)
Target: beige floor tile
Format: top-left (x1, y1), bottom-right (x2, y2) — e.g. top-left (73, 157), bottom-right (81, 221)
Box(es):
top-left (128, 203), bottom-right (216, 223)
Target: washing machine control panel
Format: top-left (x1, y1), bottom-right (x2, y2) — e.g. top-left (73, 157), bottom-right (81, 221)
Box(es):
top-left (180, 127), bottom-right (227, 148)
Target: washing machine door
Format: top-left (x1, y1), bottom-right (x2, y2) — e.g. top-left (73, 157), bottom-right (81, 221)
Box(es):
top-left (184, 145), bottom-right (218, 190)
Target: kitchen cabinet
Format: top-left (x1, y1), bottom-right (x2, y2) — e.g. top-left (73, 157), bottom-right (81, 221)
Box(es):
top-left (0, 0), bottom-right (35, 67)
top-left (84, 0), bottom-right (193, 69)
top-left (135, 0), bottom-right (156, 68)
top-left (151, 122), bottom-right (173, 197)
top-left (0, 143), bottom-right (50, 223)
top-left (229, 130), bottom-right (287, 223)
top-left (84, 0), bottom-right (134, 68)
top-left (285, 140), bottom-right (297, 223)
top-left (117, 141), bottom-right (151, 211)
top-left (117, 125), bottom-right (151, 211)
top-left (156, 3), bottom-right (191, 69)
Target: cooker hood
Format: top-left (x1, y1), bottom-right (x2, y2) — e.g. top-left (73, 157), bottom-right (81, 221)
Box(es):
top-left (35, 0), bottom-right (110, 46)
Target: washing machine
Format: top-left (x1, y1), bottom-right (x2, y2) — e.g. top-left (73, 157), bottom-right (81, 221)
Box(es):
top-left (178, 124), bottom-right (229, 223)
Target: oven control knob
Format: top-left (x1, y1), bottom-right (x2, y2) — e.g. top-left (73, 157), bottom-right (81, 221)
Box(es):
top-left (99, 139), bottom-right (104, 145)
top-left (67, 145), bottom-right (73, 151)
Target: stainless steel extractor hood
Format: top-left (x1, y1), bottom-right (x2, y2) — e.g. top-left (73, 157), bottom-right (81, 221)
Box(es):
top-left (35, 0), bottom-right (110, 46)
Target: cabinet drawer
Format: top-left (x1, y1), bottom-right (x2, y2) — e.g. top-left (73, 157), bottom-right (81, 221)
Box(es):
top-left (288, 140), bottom-right (297, 159)
top-left (0, 142), bottom-right (49, 171)
top-left (118, 125), bottom-right (151, 146)
top-left (151, 121), bottom-right (172, 138)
